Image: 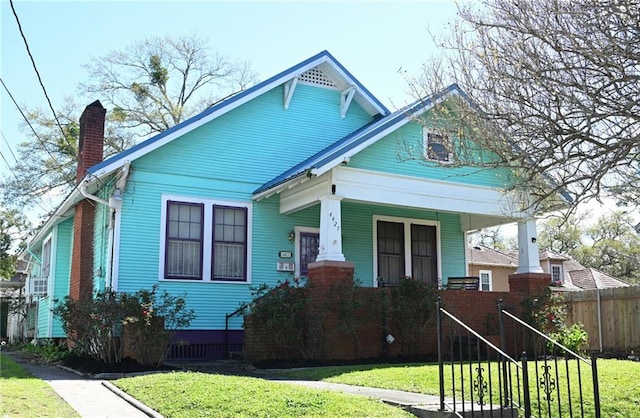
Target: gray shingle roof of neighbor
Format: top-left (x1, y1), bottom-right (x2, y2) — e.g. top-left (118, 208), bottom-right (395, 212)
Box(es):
top-left (468, 245), bottom-right (518, 267)
top-left (568, 268), bottom-right (629, 290)
top-left (468, 245), bottom-right (628, 290)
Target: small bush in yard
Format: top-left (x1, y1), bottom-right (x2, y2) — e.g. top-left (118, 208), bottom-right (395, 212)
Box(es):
top-left (54, 285), bottom-right (195, 366)
top-left (246, 279), bottom-right (320, 359)
top-left (121, 286), bottom-right (195, 366)
top-left (388, 277), bottom-right (439, 357)
top-left (522, 289), bottom-right (588, 355)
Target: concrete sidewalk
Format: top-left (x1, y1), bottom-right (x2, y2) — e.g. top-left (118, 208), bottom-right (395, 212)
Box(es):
top-left (272, 379), bottom-right (446, 417)
top-left (8, 353), bottom-right (159, 418)
top-left (10, 353), bottom-right (468, 417)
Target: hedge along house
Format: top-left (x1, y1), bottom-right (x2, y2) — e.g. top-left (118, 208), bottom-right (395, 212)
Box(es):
top-left (23, 51), bottom-right (549, 358)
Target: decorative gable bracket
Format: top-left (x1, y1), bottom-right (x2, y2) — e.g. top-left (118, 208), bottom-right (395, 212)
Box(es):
top-left (283, 77), bottom-right (299, 110)
top-left (340, 86), bottom-right (356, 119)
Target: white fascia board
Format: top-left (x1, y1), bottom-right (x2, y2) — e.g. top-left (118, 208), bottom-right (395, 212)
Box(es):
top-left (333, 166), bottom-right (526, 218)
top-left (322, 61), bottom-right (388, 116)
top-left (461, 214), bottom-right (516, 231)
top-left (92, 58), bottom-right (329, 178)
top-left (28, 174), bottom-right (103, 247)
top-left (279, 174), bottom-right (331, 214)
top-left (313, 117), bottom-right (414, 178)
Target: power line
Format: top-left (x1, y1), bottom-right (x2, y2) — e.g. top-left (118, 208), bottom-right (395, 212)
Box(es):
top-left (9, 0), bottom-right (75, 152)
top-left (0, 77), bottom-right (61, 165)
top-left (0, 151), bottom-right (17, 176)
top-left (1, 130), bottom-right (19, 164)
top-left (0, 148), bottom-right (52, 214)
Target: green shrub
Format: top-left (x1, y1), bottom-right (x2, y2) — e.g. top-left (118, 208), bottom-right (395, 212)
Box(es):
top-left (121, 286), bottom-right (195, 367)
top-left (53, 285), bottom-right (195, 365)
top-left (549, 323), bottom-right (588, 355)
top-left (522, 289), bottom-right (589, 356)
top-left (21, 339), bottom-right (69, 362)
top-left (245, 279), bottom-right (319, 359)
top-left (388, 278), bottom-right (439, 357)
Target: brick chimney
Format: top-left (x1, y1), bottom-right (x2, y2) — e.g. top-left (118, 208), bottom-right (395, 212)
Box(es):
top-left (76, 100), bottom-right (105, 184)
top-left (70, 100), bottom-right (106, 300)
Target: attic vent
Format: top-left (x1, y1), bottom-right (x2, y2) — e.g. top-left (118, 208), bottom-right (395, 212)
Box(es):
top-left (299, 68), bottom-right (338, 89)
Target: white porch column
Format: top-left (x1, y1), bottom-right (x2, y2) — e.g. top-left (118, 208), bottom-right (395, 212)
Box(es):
top-left (316, 194), bottom-right (345, 262)
top-left (515, 218), bottom-right (543, 274)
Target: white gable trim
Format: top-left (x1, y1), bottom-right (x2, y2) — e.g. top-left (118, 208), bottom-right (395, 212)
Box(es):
top-left (91, 53), bottom-right (387, 179)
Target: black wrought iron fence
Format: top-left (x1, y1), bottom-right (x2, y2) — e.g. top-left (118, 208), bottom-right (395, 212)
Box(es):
top-left (498, 300), bottom-right (601, 418)
top-left (437, 299), bottom-right (522, 417)
top-left (436, 298), bottom-right (601, 418)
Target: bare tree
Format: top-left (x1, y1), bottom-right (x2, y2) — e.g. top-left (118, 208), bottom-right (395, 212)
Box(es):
top-left (2, 34), bottom-right (257, 211)
top-left (407, 0), bottom-right (639, 213)
top-left (81, 33), bottom-right (258, 136)
top-left (0, 99), bottom-right (133, 210)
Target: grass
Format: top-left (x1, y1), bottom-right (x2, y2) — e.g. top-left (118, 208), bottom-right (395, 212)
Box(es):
top-left (276, 358), bottom-right (640, 417)
top-left (114, 371), bottom-right (413, 417)
top-left (0, 354), bottom-right (79, 418)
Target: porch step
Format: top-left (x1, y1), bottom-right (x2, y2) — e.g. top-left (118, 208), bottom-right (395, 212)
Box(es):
top-left (409, 403), bottom-right (518, 418)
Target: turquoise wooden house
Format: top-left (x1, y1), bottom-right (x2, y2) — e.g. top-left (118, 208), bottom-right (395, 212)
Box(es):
top-left (23, 51), bottom-right (545, 358)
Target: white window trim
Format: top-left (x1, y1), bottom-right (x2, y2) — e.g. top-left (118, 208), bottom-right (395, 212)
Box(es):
top-left (294, 226), bottom-right (320, 278)
top-left (551, 264), bottom-right (563, 284)
top-left (159, 194), bottom-right (252, 284)
top-left (372, 215), bottom-right (441, 287)
top-left (423, 128), bottom-right (453, 163)
top-left (479, 269), bottom-right (493, 291)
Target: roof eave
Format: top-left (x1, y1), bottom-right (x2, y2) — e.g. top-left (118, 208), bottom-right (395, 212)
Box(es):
top-left (89, 51), bottom-right (389, 177)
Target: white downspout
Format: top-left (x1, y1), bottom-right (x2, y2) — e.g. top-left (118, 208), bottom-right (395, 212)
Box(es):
top-left (78, 163), bottom-right (129, 291)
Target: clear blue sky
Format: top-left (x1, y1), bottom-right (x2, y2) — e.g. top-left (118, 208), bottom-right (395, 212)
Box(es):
top-left (1, 0), bottom-right (460, 196)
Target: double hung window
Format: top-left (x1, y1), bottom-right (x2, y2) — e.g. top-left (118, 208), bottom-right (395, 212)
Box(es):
top-left (162, 196), bottom-right (251, 282)
top-left (166, 202), bottom-right (203, 279)
top-left (551, 264), bottom-right (563, 284)
top-left (32, 239), bottom-right (51, 295)
top-left (375, 217), bottom-right (440, 287)
top-left (479, 270), bottom-right (492, 291)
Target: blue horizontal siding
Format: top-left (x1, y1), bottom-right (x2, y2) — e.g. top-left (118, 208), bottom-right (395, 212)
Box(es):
top-left (349, 121), bottom-right (511, 188)
top-left (117, 83), bottom-right (373, 330)
top-left (341, 201), bottom-right (465, 285)
top-left (134, 85), bottom-right (373, 186)
top-left (51, 219), bottom-right (73, 338)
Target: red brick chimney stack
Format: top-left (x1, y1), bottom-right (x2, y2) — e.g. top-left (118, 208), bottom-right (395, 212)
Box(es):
top-left (76, 100), bottom-right (105, 184)
top-left (70, 100), bottom-right (106, 301)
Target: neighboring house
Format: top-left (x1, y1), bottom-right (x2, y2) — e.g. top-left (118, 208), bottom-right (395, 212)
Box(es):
top-left (467, 245), bottom-right (517, 291)
top-left (23, 51), bottom-right (549, 359)
top-left (468, 245), bottom-right (628, 292)
top-left (0, 260), bottom-right (27, 342)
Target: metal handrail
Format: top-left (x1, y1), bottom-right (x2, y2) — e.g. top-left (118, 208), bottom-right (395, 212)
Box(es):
top-left (501, 308), bottom-right (590, 364)
top-left (224, 303), bottom-right (249, 358)
top-left (441, 307), bottom-right (521, 366)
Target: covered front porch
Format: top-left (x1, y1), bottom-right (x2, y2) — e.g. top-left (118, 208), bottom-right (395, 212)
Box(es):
top-left (256, 164), bottom-right (544, 288)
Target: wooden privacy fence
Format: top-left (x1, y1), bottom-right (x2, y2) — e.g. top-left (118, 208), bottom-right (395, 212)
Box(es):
top-left (563, 286), bottom-right (640, 352)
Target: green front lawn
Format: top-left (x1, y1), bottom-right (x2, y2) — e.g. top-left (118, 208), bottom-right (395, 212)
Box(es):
top-left (0, 354), bottom-right (79, 418)
top-left (113, 371), bottom-right (413, 417)
top-left (277, 359), bottom-right (640, 417)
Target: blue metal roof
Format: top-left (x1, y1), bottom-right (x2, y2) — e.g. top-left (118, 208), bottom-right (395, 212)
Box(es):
top-left (88, 50), bottom-right (390, 176)
top-left (253, 84), bottom-right (463, 196)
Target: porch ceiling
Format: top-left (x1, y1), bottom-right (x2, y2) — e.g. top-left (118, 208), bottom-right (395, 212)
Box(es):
top-left (276, 166), bottom-right (524, 231)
